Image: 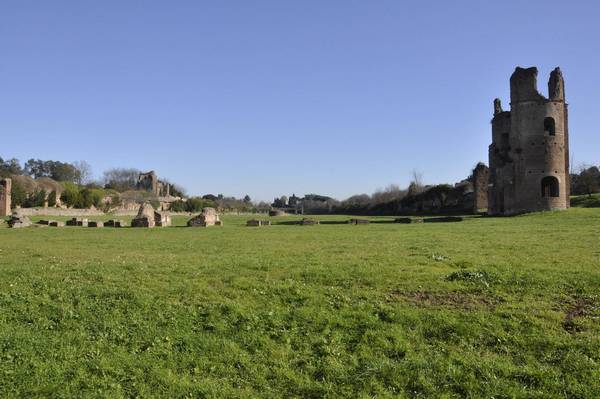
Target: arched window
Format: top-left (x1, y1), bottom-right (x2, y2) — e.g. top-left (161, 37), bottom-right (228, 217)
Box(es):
top-left (544, 117), bottom-right (556, 136)
top-left (541, 176), bottom-right (559, 197)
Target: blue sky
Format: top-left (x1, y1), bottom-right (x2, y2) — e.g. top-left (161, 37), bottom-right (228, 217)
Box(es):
top-left (1, 1), bottom-right (599, 201)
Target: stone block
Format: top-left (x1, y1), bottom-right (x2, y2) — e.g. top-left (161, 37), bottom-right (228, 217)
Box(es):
top-left (299, 218), bottom-right (319, 225)
top-left (188, 207), bottom-right (221, 227)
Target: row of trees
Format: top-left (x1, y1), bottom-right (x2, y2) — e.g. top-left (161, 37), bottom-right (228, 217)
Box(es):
top-left (571, 164), bottom-right (600, 196)
top-left (170, 194), bottom-right (255, 213)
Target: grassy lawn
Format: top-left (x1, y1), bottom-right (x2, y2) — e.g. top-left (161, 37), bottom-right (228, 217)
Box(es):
top-left (0, 210), bottom-right (599, 398)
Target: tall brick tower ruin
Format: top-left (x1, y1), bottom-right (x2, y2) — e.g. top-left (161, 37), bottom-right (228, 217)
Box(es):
top-left (0, 178), bottom-right (12, 216)
top-left (488, 67), bottom-right (570, 215)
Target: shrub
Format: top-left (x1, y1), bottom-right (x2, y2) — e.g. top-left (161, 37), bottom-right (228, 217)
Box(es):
top-left (185, 197), bottom-right (214, 212)
top-left (169, 200), bottom-right (187, 212)
top-left (10, 179), bottom-right (27, 207)
top-left (47, 191), bottom-right (57, 207)
top-left (60, 183), bottom-right (81, 208)
top-left (24, 188), bottom-right (46, 208)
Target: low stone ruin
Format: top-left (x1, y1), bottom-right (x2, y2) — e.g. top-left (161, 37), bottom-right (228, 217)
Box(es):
top-left (299, 218), bottom-right (319, 225)
top-left (424, 216), bottom-right (464, 223)
top-left (269, 209), bottom-right (286, 217)
top-left (8, 214), bottom-right (32, 228)
top-left (394, 217), bottom-right (424, 224)
top-left (131, 203), bottom-right (156, 227)
top-left (348, 219), bottom-right (369, 225)
top-left (88, 221), bottom-right (104, 228)
top-left (66, 218), bottom-right (88, 227)
top-left (105, 219), bottom-right (126, 228)
top-left (131, 203), bottom-right (171, 228)
top-left (155, 212), bottom-right (171, 227)
top-left (188, 207), bottom-right (222, 227)
top-left (37, 219), bottom-right (63, 227)
top-left (246, 219), bottom-right (271, 227)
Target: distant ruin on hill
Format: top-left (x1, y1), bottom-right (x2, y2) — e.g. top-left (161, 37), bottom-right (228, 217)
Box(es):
top-left (136, 171), bottom-right (171, 197)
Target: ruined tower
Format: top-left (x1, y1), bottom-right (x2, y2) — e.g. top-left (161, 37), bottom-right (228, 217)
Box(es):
top-left (0, 178), bottom-right (12, 216)
top-left (137, 171), bottom-right (171, 197)
top-left (488, 67), bottom-right (570, 215)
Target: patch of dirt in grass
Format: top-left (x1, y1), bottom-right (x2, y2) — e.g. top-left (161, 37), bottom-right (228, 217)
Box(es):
top-left (562, 298), bottom-right (596, 334)
top-left (387, 290), bottom-right (499, 310)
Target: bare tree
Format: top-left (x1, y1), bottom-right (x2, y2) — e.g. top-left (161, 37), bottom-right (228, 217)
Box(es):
top-left (103, 168), bottom-right (141, 191)
top-left (407, 169), bottom-right (425, 195)
top-left (73, 160), bottom-right (93, 185)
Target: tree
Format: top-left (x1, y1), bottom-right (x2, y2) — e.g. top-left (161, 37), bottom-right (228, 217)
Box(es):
top-left (51, 161), bottom-right (81, 183)
top-left (0, 157), bottom-right (23, 177)
top-left (409, 169), bottom-right (425, 195)
top-left (73, 160), bottom-right (92, 185)
top-left (243, 195), bottom-right (251, 203)
top-left (24, 159), bottom-right (81, 183)
top-left (103, 168), bottom-right (141, 192)
top-left (573, 164), bottom-right (600, 196)
top-left (24, 159), bottom-right (47, 178)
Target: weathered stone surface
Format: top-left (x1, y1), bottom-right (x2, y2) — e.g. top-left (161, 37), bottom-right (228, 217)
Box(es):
top-left (8, 214), bottom-right (31, 228)
top-left (394, 217), bottom-right (424, 224)
top-left (48, 221), bottom-right (65, 227)
top-left (66, 218), bottom-right (88, 227)
top-left (489, 66), bottom-right (569, 215)
top-left (299, 218), bottom-right (319, 225)
top-left (425, 216), bottom-right (464, 223)
top-left (38, 220), bottom-right (50, 225)
top-left (0, 178), bottom-right (11, 217)
top-left (105, 219), bottom-right (126, 227)
top-left (187, 207), bottom-right (221, 227)
top-left (88, 221), bottom-right (104, 228)
top-left (246, 219), bottom-right (270, 227)
top-left (131, 203), bottom-right (157, 228)
top-left (348, 219), bottom-right (369, 225)
top-left (472, 163), bottom-right (489, 214)
top-left (154, 211), bottom-right (171, 227)
top-left (137, 171), bottom-right (170, 197)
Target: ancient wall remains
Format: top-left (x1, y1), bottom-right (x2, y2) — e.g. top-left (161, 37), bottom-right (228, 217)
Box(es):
top-left (0, 178), bottom-right (12, 216)
top-left (137, 171), bottom-right (170, 197)
top-left (472, 163), bottom-right (489, 213)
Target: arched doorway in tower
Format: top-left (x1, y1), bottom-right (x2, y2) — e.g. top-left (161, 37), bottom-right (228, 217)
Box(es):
top-left (541, 176), bottom-right (559, 197)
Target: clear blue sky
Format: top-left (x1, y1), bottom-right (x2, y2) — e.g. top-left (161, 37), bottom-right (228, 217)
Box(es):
top-left (1, 1), bottom-right (599, 201)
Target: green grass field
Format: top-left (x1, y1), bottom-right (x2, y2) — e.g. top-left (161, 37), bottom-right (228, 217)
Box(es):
top-left (1, 210), bottom-right (599, 398)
